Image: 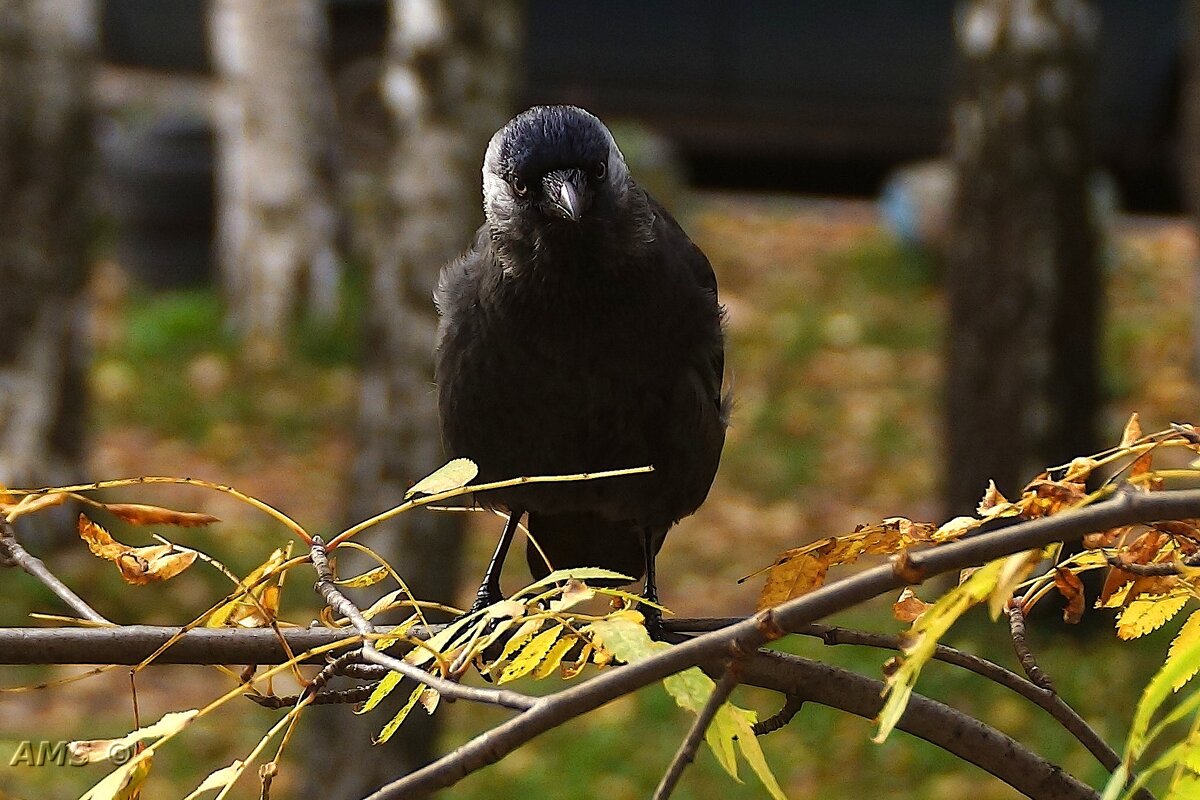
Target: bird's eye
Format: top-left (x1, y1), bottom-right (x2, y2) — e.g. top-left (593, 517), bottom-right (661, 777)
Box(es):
top-left (511, 176), bottom-right (528, 196)
top-left (593, 160), bottom-right (607, 180)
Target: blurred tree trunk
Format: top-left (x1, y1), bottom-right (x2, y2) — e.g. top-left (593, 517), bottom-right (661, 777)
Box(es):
top-left (1184, 0), bottom-right (1200, 377)
top-left (0, 0), bottom-right (95, 531)
top-left (311, 3), bottom-right (521, 795)
top-left (945, 0), bottom-right (1101, 513)
top-left (208, 0), bottom-right (339, 363)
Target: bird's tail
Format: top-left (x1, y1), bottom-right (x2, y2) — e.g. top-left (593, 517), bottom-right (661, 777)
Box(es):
top-left (525, 511), bottom-right (646, 585)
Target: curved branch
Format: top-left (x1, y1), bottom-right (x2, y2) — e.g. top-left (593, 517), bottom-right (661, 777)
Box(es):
top-left (367, 487), bottom-right (1182, 798)
top-left (732, 650), bottom-right (1099, 800)
top-left (0, 519), bottom-right (113, 626)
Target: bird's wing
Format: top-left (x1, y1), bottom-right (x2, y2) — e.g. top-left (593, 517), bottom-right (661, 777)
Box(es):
top-left (647, 194), bottom-right (727, 414)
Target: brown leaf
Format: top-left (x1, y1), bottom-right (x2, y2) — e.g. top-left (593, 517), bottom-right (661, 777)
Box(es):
top-left (102, 503), bottom-right (220, 528)
top-left (1120, 413), bottom-right (1143, 448)
top-left (892, 587), bottom-right (931, 623)
top-left (78, 515), bottom-right (197, 585)
top-left (1021, 479), bottom-right (1087, 518)
top-left (1054, 568), bottom-right (1086, 624)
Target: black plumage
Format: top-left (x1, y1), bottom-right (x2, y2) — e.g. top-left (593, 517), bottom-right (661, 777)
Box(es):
top-left (434, 105), bottom-right (727, 612)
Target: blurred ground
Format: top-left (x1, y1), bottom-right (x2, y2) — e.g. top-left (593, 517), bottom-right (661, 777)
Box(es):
top-left (4, 193), bottom-right (1198, 798)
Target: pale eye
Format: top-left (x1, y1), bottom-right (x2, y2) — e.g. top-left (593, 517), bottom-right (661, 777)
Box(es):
top-left (511, 176), bottom-right (528, 196)
top-left (593, 161), bottom-right (607, 180)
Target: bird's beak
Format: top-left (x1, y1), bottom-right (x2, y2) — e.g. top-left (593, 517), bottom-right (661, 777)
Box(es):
top-left (544, 169), bottom-right (591, 222)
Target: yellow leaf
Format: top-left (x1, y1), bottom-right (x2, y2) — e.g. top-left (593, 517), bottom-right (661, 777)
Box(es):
top-left (876, 558), bottom-right (1004, 743)
top-left (498, 625), bottom-right (564, 684)
top-left (1168, 610), bottom-right (1200, 691)
top-left (1117, 592), bottom-right (1191, 640)
top-left (375, 685), bottom-right (425, 744)
top-left (359, 671), bottom-right (402, 715)
top-left (977, 480), bottom-right (1009, 514)
top-left (988, 548), bottom-right (1042, 620)
top-left (204, 544), bottom-right (291, 627)
top-left (756, 553), bottom-right (829, 610)
top-left (532, 634), bottom-right (579, 679)
top-left (181, 761), bottom-right (245, 800)
top-left (405, 458), bottom-right (478, 498)
top-left (336, 566), bottom-right (389, 589)
top-left (79, 751), bottom-right (153, 800)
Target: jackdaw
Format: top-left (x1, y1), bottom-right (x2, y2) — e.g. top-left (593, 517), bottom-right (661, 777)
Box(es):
top-left (434, 105), bottom-right (728, 621)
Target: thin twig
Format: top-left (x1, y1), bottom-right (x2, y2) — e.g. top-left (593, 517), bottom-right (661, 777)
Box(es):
top-left (1007, 599), bottom-right (1054, 691)
top-left (672, 617), bottom-right (1126, 780)
top-left (653, 660), bottom-right (741, 800)
top-left (752, 693), bottom-right (804, 736)
top-left (0, 519), bottom-right (113, 625)
top-left (1104, 553), bottom-right (1200, 576)
top-left (370, 486), bottom-right (1192, 798)
top-left (308, 537), bottom-right (536, 712)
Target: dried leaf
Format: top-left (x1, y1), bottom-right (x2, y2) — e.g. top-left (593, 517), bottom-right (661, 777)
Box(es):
top-left (182, 762), bottom-right (245, 800)
top-left (6, 491), bottom-right (69, 522)
top-left (756, 552), bottom-right (829, 609)
top-left (70, 709), bottom-right (197, 764)
top-left (102, 503), bottom-right (219, 527)
top-left (1121, 413), bottom-right (1143, 447)
top-left (1082, 526), bottom-right (1128, 550)
top-left (405, 458), bottom-right (478, 498)
top-left (78, 515), bottom-right (197, 585)
top-left (204, 544), bottom-right (292, 627)
top-left (892, 587), bottom-right (931, 623)
top-left (548, 580), bottom-right (594, 613)
top-left (1021, 479), bottom-right (1088, 518)
top-left (1054, 568), bottom-right (1086, 624)
top-left (1064, 457), bottom-right (1098, 483)
top-left (977, 480), bottom-right (1009, 514)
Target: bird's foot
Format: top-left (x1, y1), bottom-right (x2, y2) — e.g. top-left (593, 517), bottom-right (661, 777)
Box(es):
top-left (641, 602), bottom-right (667, 641)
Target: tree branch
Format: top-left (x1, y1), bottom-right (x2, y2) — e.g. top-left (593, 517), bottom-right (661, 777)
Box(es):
top-left (652, 659), bottom-right (740, 800)
top-left (367, 487), bottom-right (1181, 798)
top-left (0, 518), bottom-right (113, 626)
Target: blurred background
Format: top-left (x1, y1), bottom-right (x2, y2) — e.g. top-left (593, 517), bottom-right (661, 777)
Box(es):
top-left (2, 1), bottom-right (1197, 798)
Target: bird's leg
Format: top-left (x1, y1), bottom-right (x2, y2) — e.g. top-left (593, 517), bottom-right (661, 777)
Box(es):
top-left (640, 528), bottom-right (665, 639)
top-left (466, 510), bottom-right (522, 616)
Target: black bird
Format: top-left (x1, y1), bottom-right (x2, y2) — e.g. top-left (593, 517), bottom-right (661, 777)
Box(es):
top-left (434, 105), bottom-right (728, 622)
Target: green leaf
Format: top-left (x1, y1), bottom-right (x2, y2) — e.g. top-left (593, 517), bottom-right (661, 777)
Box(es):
top-left (875, 558), bottom-right (1004, 743)
top-left (405, 458), bottom-right (478, 498)
top-left (588, 613), bottom-right (787, 797)
top-left (520, 567), bottom-right (635, 596)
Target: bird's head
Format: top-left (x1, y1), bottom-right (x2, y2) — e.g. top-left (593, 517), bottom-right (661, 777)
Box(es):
top-left (481, 106), bottom-right (648, 258)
